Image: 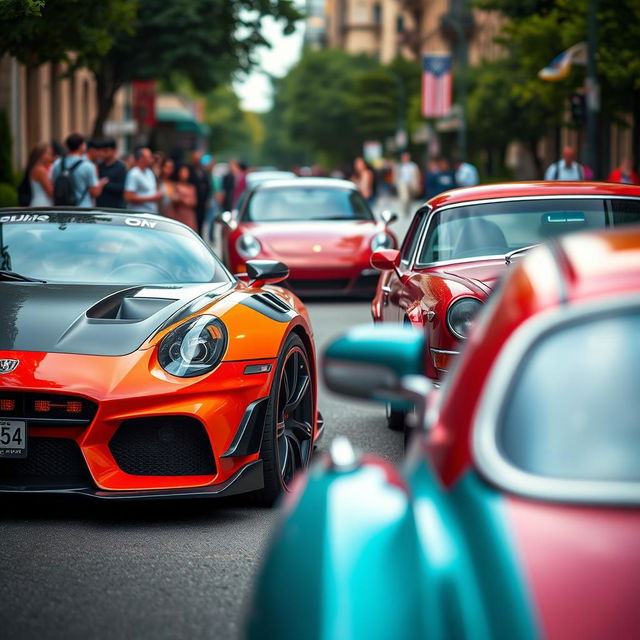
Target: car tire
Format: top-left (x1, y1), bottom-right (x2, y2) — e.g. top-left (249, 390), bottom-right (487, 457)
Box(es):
top-left (386, 403), bottom-right (406, 431)
top-left (255, 333), bottom-right (314, 507)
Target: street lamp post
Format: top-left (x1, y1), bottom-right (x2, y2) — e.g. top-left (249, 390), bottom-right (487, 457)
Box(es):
top-left (585, 0), bottom-right (599, 178)
top-left (388, 70), bottom-right (407, 153)
top-left (441, 2), bottom-right (469, 160)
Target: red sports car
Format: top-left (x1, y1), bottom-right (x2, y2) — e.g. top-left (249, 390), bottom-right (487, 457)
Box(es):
top-left (219, 178), bottom-right (398, 297)
top-left (371, 181), bottom-right (640, 430)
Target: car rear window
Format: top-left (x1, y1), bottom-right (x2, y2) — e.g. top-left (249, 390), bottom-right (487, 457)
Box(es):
top-left (497, 309), bottom-right (640, 482)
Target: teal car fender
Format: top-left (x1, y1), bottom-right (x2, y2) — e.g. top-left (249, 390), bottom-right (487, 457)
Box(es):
top-left (246, 445), bottom-right (538, 640)
top-left (245, 442), bottom-right (423, 640)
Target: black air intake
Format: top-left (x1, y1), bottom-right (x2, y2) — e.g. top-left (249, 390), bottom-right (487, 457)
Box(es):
top-left (109, 417), bottom-right (216, 476)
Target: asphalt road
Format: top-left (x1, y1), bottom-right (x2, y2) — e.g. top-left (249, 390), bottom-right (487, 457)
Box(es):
top-left (0, 300), bottom-right (403, 640)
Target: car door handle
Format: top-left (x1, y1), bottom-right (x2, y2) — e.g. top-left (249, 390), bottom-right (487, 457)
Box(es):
top-left (381, 285), bottom-right (392, 305)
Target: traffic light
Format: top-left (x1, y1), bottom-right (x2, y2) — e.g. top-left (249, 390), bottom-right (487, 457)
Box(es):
top-left (570, 93), bottom-right (586, 125)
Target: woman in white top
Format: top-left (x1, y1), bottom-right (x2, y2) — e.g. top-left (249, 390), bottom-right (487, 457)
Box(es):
top-left (26, 143), bottom-right (54, 206)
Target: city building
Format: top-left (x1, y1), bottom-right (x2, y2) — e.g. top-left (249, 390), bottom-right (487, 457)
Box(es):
top-left (0, 54), bottom-right (132, 170)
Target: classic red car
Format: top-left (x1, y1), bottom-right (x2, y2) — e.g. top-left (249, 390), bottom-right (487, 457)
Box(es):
top-left (247, 226), bottom-right (640, 639)
top-left (219, 178), bottom-right (398, 297)
top-left (371, 181), bottom-right (640, 429)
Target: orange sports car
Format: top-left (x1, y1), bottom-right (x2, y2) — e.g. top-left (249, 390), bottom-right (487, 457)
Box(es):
top-left (0, 208), bottom-right (321, 505)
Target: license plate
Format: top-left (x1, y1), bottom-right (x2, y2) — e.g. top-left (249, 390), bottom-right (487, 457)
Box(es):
top-left (0, 420), bottom-right (27, 458)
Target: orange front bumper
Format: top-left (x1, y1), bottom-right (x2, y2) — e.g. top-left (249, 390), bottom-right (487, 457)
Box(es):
top-left (0, 348), bottom-right (277, 496)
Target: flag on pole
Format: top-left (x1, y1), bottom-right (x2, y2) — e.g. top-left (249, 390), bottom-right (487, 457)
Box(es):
top-left (422, 54), bottom-right (452, 118)
top-left (538, 42), bottom-right (587, 82)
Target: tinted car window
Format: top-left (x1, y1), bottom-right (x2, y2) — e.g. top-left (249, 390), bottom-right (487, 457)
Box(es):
top-left (418, 198), bottom-right (640, 263)
top-left (498, 309), bottom-right (640, 482)
top-left (0, 215), bottom-right (229, 284)
top-left (243, 187), bottom-right (374, 222)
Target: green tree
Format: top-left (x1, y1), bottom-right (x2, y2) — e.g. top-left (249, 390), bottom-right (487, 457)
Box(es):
top-left (477, 0), bottom-right (640, 169)
top-left (0, 0), bottom-right (136, 67)
top-left (91, 0), bottom-right (301, 136)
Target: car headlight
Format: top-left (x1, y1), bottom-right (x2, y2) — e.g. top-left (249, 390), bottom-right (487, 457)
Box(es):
top-left (236, 234), bottom-right (261, 258)
top-left (370, 232), bottom-right (393, 252)
top-left (158, 316), bottom-right (227, 377)
top-left (446, 297), bottom-right (483, 340)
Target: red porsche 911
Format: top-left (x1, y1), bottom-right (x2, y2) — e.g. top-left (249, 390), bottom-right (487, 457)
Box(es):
top-left (219, 178), bottom-right (398, 297)
top-left (371, 181), bottom-right (640, 432)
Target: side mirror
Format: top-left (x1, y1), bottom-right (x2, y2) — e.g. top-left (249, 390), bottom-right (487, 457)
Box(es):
top-left (246, 260), bottom-right (289, 288)
top-left (216, 210), bottom-right (235, 230)
top-left (371, 249), bottom-right (401, 273)
top-left (323, 325), bottom-right (430, 415)
top-left (380, 210), bottom-right (399, 226)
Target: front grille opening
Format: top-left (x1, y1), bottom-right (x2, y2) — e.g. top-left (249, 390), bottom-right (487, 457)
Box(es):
top-left (0, 437), bottom-right (92, 488)
top-left (109, 417), bottom-right (216, 476)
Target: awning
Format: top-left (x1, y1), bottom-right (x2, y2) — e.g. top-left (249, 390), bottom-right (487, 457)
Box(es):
top-left (155, 108), bottom-right (209, 136)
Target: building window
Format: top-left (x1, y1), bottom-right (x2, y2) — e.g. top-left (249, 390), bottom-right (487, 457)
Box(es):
top-left (373, 3), bottom-right (381, 25)
top-left (396, 15), bottom-right (405, 34)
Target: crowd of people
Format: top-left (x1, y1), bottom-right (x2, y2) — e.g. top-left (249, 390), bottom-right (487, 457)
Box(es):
top-left (19, 133), bottom-right (251, 237)
top-left (19, 133), bottom-right (640, 238)
top-left (346, 153), bottom-right (481, 216)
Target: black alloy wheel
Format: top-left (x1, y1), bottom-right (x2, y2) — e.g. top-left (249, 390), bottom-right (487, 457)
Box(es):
top-left (257, 334), bottom-right (314, 505)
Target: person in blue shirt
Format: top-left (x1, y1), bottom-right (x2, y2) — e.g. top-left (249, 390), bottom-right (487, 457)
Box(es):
top-left (51, 133), bottom-right (107, 207)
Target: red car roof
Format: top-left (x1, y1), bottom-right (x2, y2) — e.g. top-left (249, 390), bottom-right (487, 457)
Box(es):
top-left (550, 226), bottom-right (640, 303)
top-left (427, 181), bottom-right (640, 209)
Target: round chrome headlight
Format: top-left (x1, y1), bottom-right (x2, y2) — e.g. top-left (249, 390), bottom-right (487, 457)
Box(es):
top-left (370, 232), bottom-right (393, 252)
top-left (446, 297), bottom-right (483, 340)
top-left (158, 316), bottom-right (227, 377)
top-left (236, 234), bottom-right (261, 258)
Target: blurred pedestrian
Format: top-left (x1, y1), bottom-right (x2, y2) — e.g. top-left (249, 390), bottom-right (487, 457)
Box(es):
top-left (189, 151), bottom-right (212, 234)
top-left (395, 152), bottom-right (421, 216)
top-left (124, 146), bottom-right (162, 213)
top-left (608, 157), bottom-right (639, 184)
top-left (544, 146), bottom-right (584, 181)
top-left (96, 139), bottom-right (127, 209)
top-left (230, 159), bottom-right (248, 207)
top-left (352, 156), bottom-right (376, 207)
top-left (18, 142), bottom-right (55, 207)
top-left (455, 158), bottom-right (480, 187)
top-left (426, 157), bottom-right (457, 199)
top-left (51, 133), bottom-right (106, 207)
top-left (218, 163), bottom-right (235, 212)
top-left (171, 163), bottom-right (198, 231)
top-left (158, 157), bottom-right (176, 217)
top-left (87, 140), bottom-right (103, 166)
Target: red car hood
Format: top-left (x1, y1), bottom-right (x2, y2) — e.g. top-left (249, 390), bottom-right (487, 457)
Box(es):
top-left (242, 220), bottom-right (379, 259)
top-left (506, 496), bottom-right (640, 639)
top-left (436, 259), bottom-right (509, 295)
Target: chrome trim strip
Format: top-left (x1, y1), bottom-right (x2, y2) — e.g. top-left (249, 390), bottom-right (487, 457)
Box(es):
top-left (412, 194), bottom-right (640, 271)
top-left (473, 294), bottom-right (640, 505)
top-left (430, 348), bottom-right (460, 355)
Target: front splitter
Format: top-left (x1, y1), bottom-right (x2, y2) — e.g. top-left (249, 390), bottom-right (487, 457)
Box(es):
top-left (0, 460), bottom-right (264, 501)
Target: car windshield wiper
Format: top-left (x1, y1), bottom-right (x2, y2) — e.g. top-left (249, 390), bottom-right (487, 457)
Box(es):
top-left (505, 244), bottom-right (540, 265)
top-left (0, 269), bottom-right (47, 283)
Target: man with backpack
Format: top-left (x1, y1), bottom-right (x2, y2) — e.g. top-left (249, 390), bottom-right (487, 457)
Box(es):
top-left (51, 133), bottom-right (107, 207)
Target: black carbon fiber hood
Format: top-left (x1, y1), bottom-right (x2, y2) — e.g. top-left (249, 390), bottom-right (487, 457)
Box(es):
top-left (0, 281), bottom-right (232, 356)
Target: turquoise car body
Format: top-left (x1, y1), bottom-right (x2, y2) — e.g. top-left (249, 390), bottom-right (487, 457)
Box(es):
top-left (245, 327), bottom-right (538, 640)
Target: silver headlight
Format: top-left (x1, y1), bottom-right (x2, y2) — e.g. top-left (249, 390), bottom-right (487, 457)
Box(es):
top-left (446, 297), bottom-right (483, 340)
top-left (236, 234), bottom-right (261, 258)
top-left (158, 316), bottom-right (227, 377)
top-left (370, 232), bottom-right (393, 252)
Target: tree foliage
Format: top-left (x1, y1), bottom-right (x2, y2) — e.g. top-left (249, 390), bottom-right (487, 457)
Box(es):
top-left (91, 0), bottom-right (301, 135)
top-left (0, 0), bottom-right (136, 67)
top-left (469, 0), bottom-right (640, 172)
top-left (268, 49), bottom-right (423, 167)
